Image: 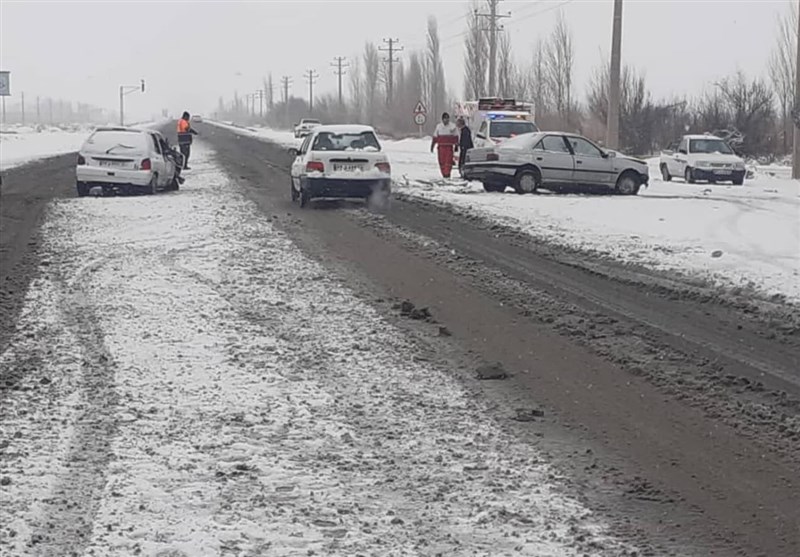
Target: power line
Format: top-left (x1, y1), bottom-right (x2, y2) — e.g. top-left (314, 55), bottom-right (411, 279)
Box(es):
top-left (303, 69), bottom-right (319, 113)
top-left (331, 56), bottom-right (350, 107)
top-left (379, 38), bottom-right (403, 105)
top-left (477, 0), bottom-right (510, 96)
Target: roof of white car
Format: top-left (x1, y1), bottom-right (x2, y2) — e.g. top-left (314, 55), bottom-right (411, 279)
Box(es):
top-left (684, 134), bottom-right (723, 140)
top-left (313, 124), bottom-right (375, 134)
top-left (93, 126), bottom-right (148, 133)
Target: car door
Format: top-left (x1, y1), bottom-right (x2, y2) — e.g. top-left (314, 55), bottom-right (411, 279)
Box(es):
top-left (291, 135), bottom-right (312, 188)
top-left (534, 134), bottom-right (575, 187)
top-left (673, 137), bottom-right (689, 175)
top-left (148, 133), bottom-right (168, 186)
top-left (156, 134), bottom-right (176, 182)
top-left (567, 136), bottom-right (615, 187)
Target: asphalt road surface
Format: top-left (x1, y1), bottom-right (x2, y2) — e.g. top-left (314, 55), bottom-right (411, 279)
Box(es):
top-left (0, 122), bottom-right (798, 556)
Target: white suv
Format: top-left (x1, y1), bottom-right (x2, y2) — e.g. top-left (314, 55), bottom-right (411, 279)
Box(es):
top-left (660, 134), bottom-right (746, 185)
top-left (76, 127), bottom-right (181, 196)
top-left (288, 125), bottom-right (391, 207)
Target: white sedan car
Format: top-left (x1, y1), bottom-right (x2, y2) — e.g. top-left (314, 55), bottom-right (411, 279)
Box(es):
top-left (288, 125), bottom-right (391, 207)
top-left (76, 127), bottom-right (181, 196)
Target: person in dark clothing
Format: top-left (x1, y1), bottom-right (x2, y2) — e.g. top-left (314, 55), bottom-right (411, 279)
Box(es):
top-left (176, 111), bottom-right (199, 169)
top-left (455, 117), bottom-right (474, 176)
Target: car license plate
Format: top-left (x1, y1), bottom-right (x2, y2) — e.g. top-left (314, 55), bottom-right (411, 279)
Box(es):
top-left (334, 164), bottom-right (362, 172)
top-left (713, 169), bottom-right (731, 175)
top-left (99, 160), bottom-right (123, 167)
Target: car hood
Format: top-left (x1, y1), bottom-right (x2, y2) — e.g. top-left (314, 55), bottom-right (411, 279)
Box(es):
top-left (688, 152), bottom-right (743, 163)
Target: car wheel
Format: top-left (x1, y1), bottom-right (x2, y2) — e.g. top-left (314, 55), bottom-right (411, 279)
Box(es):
top-left (615, 172), bottom-right (641, 195)
top-left (514, 169), bottom-right (540, 195)
top-left (290, 178), bottom-right (299, 202)
top-left (660, 163), bottom-right (672, 182)
top-left (144, 174), bottom-right (158, 195)
top-left (482, 182), bottom-right (504, 193)
top-left (76, 182), bottom-right (89, 197)
top-left (299, 187), bottom-right (310, 208)
top-left (684, 167), bottom-right (696, 184)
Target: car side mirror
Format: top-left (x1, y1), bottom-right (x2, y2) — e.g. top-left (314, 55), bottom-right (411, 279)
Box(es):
top-left (288, 147), bottom-right (299, 157)
top-left (603, 150), bottom-right (616, 159)
top-left (477, 133), bottom-right (486, 140)
top-left (678, 148), bottom-right (687, 155)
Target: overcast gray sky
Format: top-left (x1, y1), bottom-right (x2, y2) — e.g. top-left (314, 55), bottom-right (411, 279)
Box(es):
top-left (0, 0), bottom-right (791, 121)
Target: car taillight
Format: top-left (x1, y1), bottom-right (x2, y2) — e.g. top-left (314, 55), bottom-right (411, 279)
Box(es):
top-left (487, 153), bottom-right (499, 161)
top-left (77, 154), bottom-right (86, 165)
top-left (306, 161), bottom-right (324, 173)
top-left (375, 162), bottom-right (391, 173)
top-left (140, 158), bottom-right (152, 170)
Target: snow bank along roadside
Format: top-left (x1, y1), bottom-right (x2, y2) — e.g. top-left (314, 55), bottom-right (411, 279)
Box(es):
top-left (209, 121), bottom-right (800, 303)
top-left (0, 143), bottom-right (633, 555)
top-left (0, 121), bottom-right (167, 171)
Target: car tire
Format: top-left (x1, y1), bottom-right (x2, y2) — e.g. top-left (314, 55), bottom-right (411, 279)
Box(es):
top-left (76, 182), bottom-right (89, 197)
top-left (660, 163), bottom-right (672, 182)
top-left (290, 178), bottom-right (299, 202)
top-left (684, 167), bottom-right (696, 184)
top-left (482, 182), bottom-right (504, 193)
top-left (615, 172), bottom-right (641, 195)
top-left (299, 187), bottom-right (310, 208)
top-left (513, 169), bottom-right (540, 195)
top-left (143, 175), bottom-right (158, 195)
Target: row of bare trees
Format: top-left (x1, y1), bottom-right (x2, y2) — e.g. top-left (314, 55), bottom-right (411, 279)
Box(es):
top-left (216, 3), bottom-right (795, 159)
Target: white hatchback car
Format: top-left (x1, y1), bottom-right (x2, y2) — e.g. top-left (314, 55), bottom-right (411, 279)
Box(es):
top-left (76, 127), bottom-right (181, 196)
top-left (288, 125), bottom-right (391, 207)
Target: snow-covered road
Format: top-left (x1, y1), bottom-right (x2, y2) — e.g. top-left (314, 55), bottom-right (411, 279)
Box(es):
top-left (0, 144), bottom-right (629, 556)
top-left (210, 122), bottom-right (799, 302)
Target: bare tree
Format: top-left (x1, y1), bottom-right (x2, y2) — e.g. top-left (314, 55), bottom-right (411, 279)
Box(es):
top-left (768, 3), bottom-right (797, 154)
top-left (497, 31), bottom-right (514, 97)
top-left (349, 56), bottom-right (364, 122)
top-left (363, 42), bottom-right (381, 124)
top-left (463, 1), bottom-right (487, 99)
top-left (426, 16), bottom-right (447, 125)
top-left (716, 71), bottom-right (776, 157)
top-left (544, 11), bottom-right (575, 126)
top-left (529, 39), bottom-right (549, 122)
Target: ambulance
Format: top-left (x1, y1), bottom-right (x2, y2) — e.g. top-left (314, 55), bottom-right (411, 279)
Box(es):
top-left (454, 98), bottom-right (538, 149)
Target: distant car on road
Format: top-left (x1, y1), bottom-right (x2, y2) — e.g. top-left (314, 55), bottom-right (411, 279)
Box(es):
top-left (288, 124), bottom-right (391, 208)
top-left (294, 118), bottom-right (321, 138)
top-left (463, 131), bottom-right (648, 195)
top-left (191, 115), bottom-right (204, 123)
top-left (76, 127), bottom-right (182, 196)
top-left (659, 134), bottom-right (745, 185)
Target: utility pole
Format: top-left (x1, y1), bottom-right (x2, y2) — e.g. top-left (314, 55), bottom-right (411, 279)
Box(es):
top-left (281, 75), bottom-right (293, 125)
top-left (255, 90), bottom-right (265, 118)
top-left (303, 69), bottom-right (319, 114)
top-left (379, 39), bottom-right (403, 105)
top-left (477, 0), bottom-right (510, 96)
top-left (331, 56), bottom-right (349, 107)
top-left (606, 0), bottom-right (623, 150)
top-left (793, 0), bottom-right (800, 179)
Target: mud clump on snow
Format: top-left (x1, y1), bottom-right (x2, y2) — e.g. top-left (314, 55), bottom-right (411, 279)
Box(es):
top-left (476, 362), bottom-right (509, 380)
top-left (395, 299), bottom-right (432, 321)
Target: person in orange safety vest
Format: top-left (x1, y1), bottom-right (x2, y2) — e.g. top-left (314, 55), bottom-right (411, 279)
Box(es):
top-left (176, 112), bottom-right (199, 169)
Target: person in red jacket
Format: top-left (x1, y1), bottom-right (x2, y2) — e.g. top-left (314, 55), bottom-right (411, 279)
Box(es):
top-left (430, 112), bottom-right (458, 178)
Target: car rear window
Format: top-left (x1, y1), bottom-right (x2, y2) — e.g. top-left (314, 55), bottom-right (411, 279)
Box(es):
top-left (489, 120), bottom-right (538, 138)
top-left (311, 131), bottom-right (381, 152)
top-left (83, 130), bottom-right (149, 155)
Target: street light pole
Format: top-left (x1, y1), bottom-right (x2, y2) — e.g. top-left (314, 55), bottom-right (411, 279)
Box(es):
top-left (793, 0), bottom-right (800, 179)
top-left (119, 80), bottom-right (145, 126)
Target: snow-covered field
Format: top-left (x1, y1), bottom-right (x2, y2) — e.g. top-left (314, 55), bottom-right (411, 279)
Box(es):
top-left (0, 122), bottom-right (164, 171)
top-left (0, 143), bottom-right (630, 555)
top-left (210, 121), bottom-right (800, 302)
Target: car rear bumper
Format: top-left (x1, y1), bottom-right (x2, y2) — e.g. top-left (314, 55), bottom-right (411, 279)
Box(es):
top-left (692, 168), bottom-right (745, 182)
top-left (462, 162), bottom-right (516, 183)
top-left (302, 177), bottom-right (391, 199)
top-left (77, 167), bottom-right (153, 186)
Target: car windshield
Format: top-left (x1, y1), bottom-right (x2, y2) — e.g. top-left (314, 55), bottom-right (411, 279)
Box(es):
top-left (489, 119), bottom-right (538, 138)
top-left (83, 131), bottom-right (148, 154)
top-left (689, 138), bottom-right (734, 154)
top-left (312, 131), bottom-right (381, 152)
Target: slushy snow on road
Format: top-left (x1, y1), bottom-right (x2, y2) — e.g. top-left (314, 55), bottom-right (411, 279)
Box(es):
top-left (209, 121), bottom-right (800, 303)
top-left (0, 144), bottom-right (630, 556)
